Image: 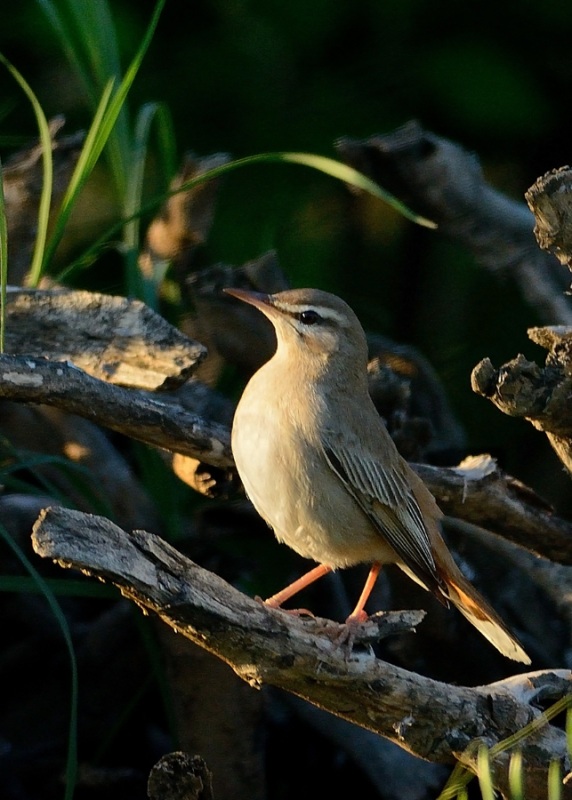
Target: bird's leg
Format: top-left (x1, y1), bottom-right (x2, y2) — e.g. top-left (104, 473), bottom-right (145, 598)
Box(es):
top-left (345, 562), bottom-right (382, 626)
top-left (263, 563), bottom-right (333, 616)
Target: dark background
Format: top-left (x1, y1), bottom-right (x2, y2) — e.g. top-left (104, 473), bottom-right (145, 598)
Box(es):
top-left (1, 4), bottom-right (571, 798)
top-left (0, 10), bottom-right (572, 520)
top-left (1, 3), bottom-right (571, 516)
top-left (0, 0), bottom-right (572, 499)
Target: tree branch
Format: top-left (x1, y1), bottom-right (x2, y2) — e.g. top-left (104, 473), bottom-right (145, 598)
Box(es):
top-left (2, 348), bottom-right (571, 560)
top-left (31, 506), bottom-right (572, 800)
top-left (0, 354), bottom-right (232, 467)
top-left (336, 121), bottom-right (572, 324)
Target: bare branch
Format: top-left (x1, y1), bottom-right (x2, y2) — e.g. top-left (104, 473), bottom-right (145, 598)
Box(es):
top-left (31, 506), bottom-right (572, 800)
top-left (414, 457), bottom-right (572, 564)
top-left (2, 349), bottom-right (571, 561)
top-left (336, 121), bottom-right (572, 324)
top-left (0, 354), bottom-right (232, 467)
top-left (525, 166), bottom-right (572, 278)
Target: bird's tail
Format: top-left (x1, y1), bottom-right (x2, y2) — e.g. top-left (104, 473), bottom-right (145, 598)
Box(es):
top-left (444, 571), bottom-right (530, 664)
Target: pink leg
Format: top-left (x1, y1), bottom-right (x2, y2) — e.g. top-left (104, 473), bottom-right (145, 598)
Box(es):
top-left (264, 564), bottom-right (333, 608)
top-left (345, 562), bottom-right (381, 625)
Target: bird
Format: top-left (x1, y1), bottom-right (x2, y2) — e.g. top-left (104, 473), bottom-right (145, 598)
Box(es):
top-left (224, 286), bottom-right (530, 664)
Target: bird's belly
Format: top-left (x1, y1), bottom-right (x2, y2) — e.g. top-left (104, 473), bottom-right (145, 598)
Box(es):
top-left (232, 405), bottom-right (396, 568)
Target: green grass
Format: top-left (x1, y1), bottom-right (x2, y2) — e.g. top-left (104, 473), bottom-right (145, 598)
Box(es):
top-left (0, 522), bottom-right (79, 800)
top-left (438, 698), bottom-right (572, 799)
top-left (0, 53), bottom-right (53, 288)
top-left (0, 156), bottom-right (7, 351)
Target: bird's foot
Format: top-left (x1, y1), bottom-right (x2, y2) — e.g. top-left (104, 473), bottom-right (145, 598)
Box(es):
top-left (333, 610), bottom-right (370, 655)
top-left (257, 596), bottom-right (315, 618)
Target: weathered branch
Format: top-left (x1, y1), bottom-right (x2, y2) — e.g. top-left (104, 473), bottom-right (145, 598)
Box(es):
top-left (0, 354), bottom-right (232, 467)
top-left (31, 506), bottom-right (572, 800)
top-left (336, 121), bottom-right (572, 324)
top-left (525, 166), bottom-right (572, 277)
top-left (2, 349), bottom-right (572, 561)
top-left (4, 287), bottom-right (206, 390)
top-left (471, 326), bottom-right (572, 474)
top-left (147, 753), bottom-right (214, 800)
top-left (414, 456), bottom-right (572, 564)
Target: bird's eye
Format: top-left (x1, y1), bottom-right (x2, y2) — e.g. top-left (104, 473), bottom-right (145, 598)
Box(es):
top-left (298, 309), bottom-right (321, 325)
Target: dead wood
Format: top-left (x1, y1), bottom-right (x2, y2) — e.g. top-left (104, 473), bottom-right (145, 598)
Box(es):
top-left (1, 342), bottom-right (571, 560)
top-left (31, 505), bottom-right (572, 800)
top-left (526, 166), bottom-right (572, 278)
top-left (0, 353), bottom-right (232, 467)
top-left (336, 121), bottom-right (572, 324)
top-left (414, 455), bottom-right (572, 564)
top-left (147, 753), bottom-right (214, 800)
top-left (140, 151), bottom-right (230, 285)
top-left (471, 326), bottom-right (572, 474)
top-left (4, 286), bottom-right (206, 390)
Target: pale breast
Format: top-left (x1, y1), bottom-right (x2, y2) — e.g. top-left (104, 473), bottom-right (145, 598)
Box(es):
top-left (231, 376), bottom-right (398, 569)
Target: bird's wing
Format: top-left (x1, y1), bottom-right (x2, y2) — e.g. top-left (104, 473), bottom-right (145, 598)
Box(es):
top-left (323, 438), bottom-right (444, 593)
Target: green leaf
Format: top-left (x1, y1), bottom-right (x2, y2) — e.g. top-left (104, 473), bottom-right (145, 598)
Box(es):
top-left (508, 750), bottom-right (524, 800)
top-left (0, 53), bottom-right (53, 287)
top-left (56, 148), bottom-right (436, 283)
top-left (0, 159), bottom-right (7, 352)
top-left (41, 0), bottom-right (167, 274)
top-left (548, 760), bottom-right (562, 800)
top-left (476, 744), bottom-right (495, 800)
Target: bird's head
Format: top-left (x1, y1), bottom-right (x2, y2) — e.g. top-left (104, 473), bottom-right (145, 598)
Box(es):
top-left (224, 288), bottom-right (369, 377)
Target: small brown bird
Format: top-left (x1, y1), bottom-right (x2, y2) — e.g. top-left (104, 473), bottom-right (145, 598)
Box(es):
top-left (225, 287), bottom-right (530, 664)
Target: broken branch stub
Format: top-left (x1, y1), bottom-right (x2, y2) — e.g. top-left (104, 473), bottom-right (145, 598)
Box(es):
top-left (471, 325), bottom-right (572, 474)
top-left (526, 166), bottom-right (572, 275)
top-left (4, 287), bottom-right (207, 390)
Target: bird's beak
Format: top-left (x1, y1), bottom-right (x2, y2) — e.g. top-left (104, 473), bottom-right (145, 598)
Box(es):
top-left (223, 288), bottom-right (275, 313)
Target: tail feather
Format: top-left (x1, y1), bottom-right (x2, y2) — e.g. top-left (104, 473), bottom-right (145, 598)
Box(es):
top-left (445, 573), bottom-right (530, 665)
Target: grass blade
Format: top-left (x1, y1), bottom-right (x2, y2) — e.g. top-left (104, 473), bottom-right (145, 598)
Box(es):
top-left (477, 744), bottom-right (496, 800)
top-left (439, 695), bottom-right (572, 800)
top-left (55, 148), bottom-right (437, 282)
top-left (163, 150), bottom-right (437, 228)
top-left (42, 0), bottom-right (167, 274)
top-left (278, 152), bottom-right (436, 227)
top-left (63, 0), bottom-right (131, 199)
top-left (508, 750), bottom-right (524, 800)
top-left (0, 53), bottom-right (53, 287)
top-left (38, 78), bottom-right (115, 270)
top-left (124, 101), bottom-right (175, 303)
top-left (0, 523), bottom-right (78, 800)
top-left (0, 158), bottom-right (7, 351)
top-left (36, 0), bottom-right (92, 102)
top-left (39, 0), bottom-right (131, 199)
top-left (548, 760), bottom-right (562, 800)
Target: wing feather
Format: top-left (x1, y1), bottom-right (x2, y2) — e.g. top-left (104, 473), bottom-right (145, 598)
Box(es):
top-left (323, 441), bottom-right (443, 592)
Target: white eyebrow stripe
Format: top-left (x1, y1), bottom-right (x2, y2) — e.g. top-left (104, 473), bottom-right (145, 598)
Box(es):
top-left (274, 303), bottom-right (346, 325)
